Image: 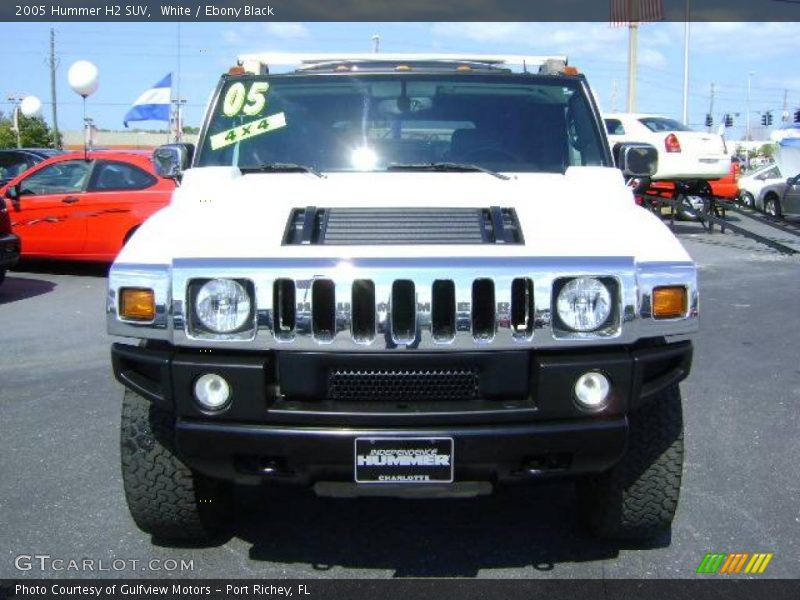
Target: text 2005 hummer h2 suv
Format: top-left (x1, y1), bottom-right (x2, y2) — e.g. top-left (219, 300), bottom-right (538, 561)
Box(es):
top-left (108, 54), bottom-right (697, 542)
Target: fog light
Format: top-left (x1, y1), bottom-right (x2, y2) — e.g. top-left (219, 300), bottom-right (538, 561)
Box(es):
top-left (193, 373), bottom-right (231, 411)
top-left (574, 371), bottom-right (610, 411)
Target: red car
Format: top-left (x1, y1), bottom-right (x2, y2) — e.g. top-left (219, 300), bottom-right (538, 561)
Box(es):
top-left (0, 151), bottom-right (174, 261)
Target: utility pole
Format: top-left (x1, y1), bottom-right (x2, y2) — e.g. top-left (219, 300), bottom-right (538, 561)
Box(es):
top-left (707, 83), bottom-right (715, 132)
top-left (626, 21), bottom-right (638, 112)
top-left (49, 28), bottom-right (60, 148)
top-left (371, 34), bottom-right (380, 54)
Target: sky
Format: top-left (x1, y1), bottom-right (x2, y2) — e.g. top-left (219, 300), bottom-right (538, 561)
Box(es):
top-left (0, 21), bottom-right (798, 142)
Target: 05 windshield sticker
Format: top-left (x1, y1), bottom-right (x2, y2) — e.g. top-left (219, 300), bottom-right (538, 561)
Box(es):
top-left (221, 81), bottom-right (270, 117)
top-left (209, 112), bottom-right (287, 150)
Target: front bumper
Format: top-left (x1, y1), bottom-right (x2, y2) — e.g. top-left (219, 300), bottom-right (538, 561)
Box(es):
top-left (112, 341), bottom-right (692, 486)
top-left (0, 233), bottom-right (20, 269)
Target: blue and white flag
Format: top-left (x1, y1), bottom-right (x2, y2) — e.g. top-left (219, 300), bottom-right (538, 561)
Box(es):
top-left (123, 73), bottom-right (172, 127)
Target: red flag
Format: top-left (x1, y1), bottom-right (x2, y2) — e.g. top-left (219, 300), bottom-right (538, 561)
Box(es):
top-left (611, 0), bottom-right (663, 26)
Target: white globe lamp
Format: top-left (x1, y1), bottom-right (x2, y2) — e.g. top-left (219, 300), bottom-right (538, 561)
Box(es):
top-left (67, 61), bottom-right (99, 98)
top-left (20, 96), bottom-right (42, 118)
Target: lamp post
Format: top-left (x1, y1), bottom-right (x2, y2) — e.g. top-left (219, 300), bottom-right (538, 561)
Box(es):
top-left (746, 71), bottom-right (754, 142)
top-left (7, 95), bottom-right (43, 147)
top-left (745, 71), bottom-right (754, 169)
top-left (7, 95), bottom-right (23, 148)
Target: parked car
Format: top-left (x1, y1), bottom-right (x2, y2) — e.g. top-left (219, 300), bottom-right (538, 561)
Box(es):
top-left (0, 151), bottom-right (175, 261)
top-left (709, 156), bottom-right (741, 200)
top-left (604, 113), bottom-right (729, 181)
top-left (738, 163), bottom-right (782, 209)
top-left (0, 196), bottom-right (20, 285)
top-left (759, 174), bottom-right (800, 218)
top-left (0, 148), bottom-right (66, 187)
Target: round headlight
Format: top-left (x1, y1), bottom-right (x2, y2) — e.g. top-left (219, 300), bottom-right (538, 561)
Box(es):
top-left (195, 279), bottom-right (251, 333)
top-left (556, 277), bottom-right (612, 332)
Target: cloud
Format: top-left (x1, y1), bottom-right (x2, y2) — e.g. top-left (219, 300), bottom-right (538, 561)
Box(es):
top-left (262, 23), bottom-right (310, 40)
top-left (688, 22), bottom-right (800, 59)
top-left (222, 30), bottom-right (242, 45)
top-left (430, 22), bottom-right (632, 58)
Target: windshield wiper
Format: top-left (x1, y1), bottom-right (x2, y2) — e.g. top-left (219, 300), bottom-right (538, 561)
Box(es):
top-left (241, 162), bottom-right (325, 178)
top-left (386, 162), bottom-right (510, 180)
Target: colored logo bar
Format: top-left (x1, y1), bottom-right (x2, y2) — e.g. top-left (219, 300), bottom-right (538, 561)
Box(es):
top-left (697, 552), bottom-right (773, 574)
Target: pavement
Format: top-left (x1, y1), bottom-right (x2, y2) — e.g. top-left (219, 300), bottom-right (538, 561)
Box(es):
top-left (1, 219), bottom-right (799, 579)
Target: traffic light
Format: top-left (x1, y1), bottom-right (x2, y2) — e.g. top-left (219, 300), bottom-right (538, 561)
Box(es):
top-left (705, 113), bottom-right (713, 127)
top-left (724, 114), bottom-right (734, 127)
top-left (761, 113), bottom-right (768, 126)
top-left (795, 108), bottom-right (800, 124)
top-left (767, 111), bottom-right (773, 126)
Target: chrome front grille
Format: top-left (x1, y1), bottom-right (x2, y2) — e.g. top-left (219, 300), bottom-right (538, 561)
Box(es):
top-left (108, 256), bottom-right (700, 351)
top-left (267, 274), bottom-right (536, 348)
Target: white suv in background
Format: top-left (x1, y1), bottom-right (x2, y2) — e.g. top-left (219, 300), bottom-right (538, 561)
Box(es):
top-left (604, 113), bottom-right (729, 181)
top-left (738, 163), bottom-right (782, 209)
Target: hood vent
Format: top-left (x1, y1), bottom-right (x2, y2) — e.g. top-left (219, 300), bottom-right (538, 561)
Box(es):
top-left (282, 206), bottom-right (524, 245)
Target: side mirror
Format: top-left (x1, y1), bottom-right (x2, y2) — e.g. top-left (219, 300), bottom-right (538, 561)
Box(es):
top-left (152, 143), bottom-right (194, 180)
top-left (5, 184), bottom-right (19, 200)
top-left (613, 142), bottom-right (658, 178)
top-left (787, 176), bottom-right (798, 186)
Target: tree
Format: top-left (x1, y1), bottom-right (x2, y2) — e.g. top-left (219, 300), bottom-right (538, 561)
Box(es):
top-left (758, 143), bottom-right (776, 159)
top-left (0, 111), bottom-right (60, 149)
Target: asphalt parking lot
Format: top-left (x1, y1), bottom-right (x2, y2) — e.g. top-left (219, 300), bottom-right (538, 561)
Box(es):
top-left (1, 220), bottom-right (799, 579)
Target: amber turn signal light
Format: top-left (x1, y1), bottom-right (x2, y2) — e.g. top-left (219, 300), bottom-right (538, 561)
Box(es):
top-left (652, 286), bottom-right (687, 319)
top-left (120, 288), bottom-right (155, 321)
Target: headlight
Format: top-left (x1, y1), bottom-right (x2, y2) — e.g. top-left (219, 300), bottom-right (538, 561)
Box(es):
top-left (194, 279), bottom-right (252, 333)
top-left (556, 277), bottom-right (612, 332)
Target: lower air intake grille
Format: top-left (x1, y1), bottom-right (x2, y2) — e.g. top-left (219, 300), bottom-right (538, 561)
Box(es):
top-left (328, 368), bottom-right (479, 402)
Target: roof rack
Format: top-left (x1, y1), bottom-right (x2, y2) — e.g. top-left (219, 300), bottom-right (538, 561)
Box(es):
top-left (237, 53), bottom-right (569, 76)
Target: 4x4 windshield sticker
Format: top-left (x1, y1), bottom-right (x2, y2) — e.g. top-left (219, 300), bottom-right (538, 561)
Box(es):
top-left (209, 112), bottom-right (287, 150)
top-left (221, 81), bottom-right (270, 117)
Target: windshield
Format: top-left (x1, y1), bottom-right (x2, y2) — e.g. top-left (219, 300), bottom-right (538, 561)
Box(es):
top-left (196, 74), bottom-right (609, 173)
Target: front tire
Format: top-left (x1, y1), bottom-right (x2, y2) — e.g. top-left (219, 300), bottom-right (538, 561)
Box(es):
top-left (764, 195), bottom-right (782, 218)
top-left (578, 385), bottom-right (684, 540)
top-left (739, 192), bottom-right (755, 209)
top-left (120, 389), bottom-right (233, 542)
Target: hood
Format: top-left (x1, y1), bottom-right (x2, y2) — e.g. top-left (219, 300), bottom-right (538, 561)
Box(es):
top-left (117, 166), bottom-right (690, 265)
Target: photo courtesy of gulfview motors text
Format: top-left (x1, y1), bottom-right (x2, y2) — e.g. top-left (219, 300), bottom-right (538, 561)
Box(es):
top-left (13, 584), bottom-right (309, 597)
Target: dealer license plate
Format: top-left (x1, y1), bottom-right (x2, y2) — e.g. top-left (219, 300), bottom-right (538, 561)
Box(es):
top-left (354, 437), bottom-right (454, 484)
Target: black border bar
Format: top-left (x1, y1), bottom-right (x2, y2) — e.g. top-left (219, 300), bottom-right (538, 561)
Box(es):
top-left (3, 579), bottom-right (800, 600)
top-left (2, 0), bottom-right (799, 22)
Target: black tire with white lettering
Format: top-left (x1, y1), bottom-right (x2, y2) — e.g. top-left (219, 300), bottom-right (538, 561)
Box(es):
top-left (577, 385), bottom-right (683, 540)
top-left (120, 388), bottom-right (233, 542)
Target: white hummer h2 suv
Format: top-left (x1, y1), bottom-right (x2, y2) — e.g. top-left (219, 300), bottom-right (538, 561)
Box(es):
top-left (107, 54), bottom-right (698, 542)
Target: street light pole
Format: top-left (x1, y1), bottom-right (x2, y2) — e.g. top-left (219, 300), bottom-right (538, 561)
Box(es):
top-left (7, 96), bottom-right (22, 148)
top-left (681, 0), bottom-right (691, 125)
top-left (746, 71), bottom-right (754, 142)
